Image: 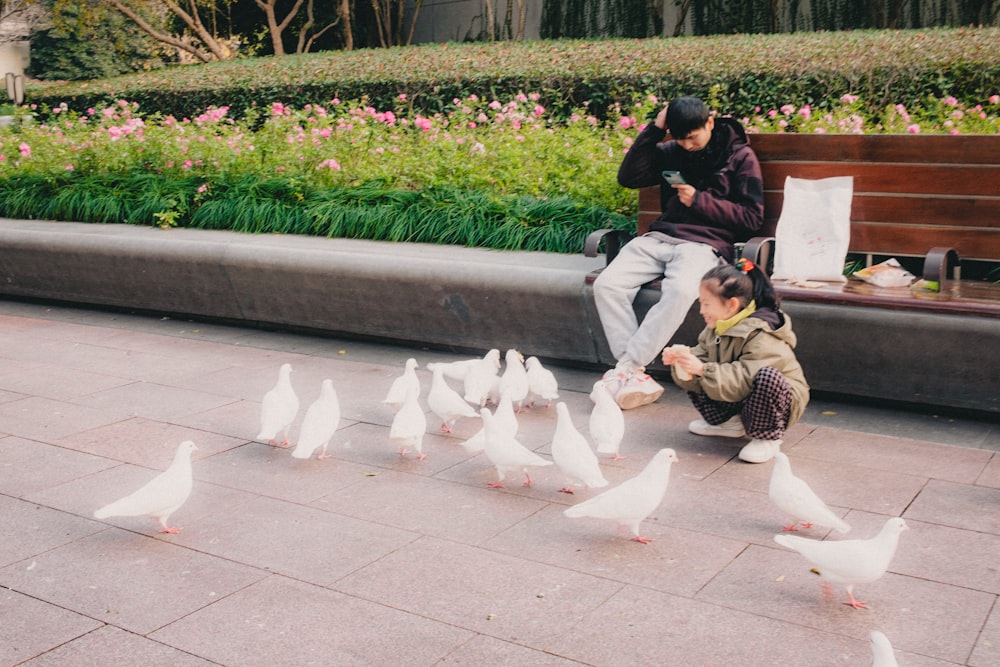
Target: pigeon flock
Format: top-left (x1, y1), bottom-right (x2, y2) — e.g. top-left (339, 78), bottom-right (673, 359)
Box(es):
top-left (90, 347), bottom-right (912, 665)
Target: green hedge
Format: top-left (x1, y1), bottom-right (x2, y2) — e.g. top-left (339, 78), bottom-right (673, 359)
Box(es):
top-left (27, 29), bottom-right (1000, 121)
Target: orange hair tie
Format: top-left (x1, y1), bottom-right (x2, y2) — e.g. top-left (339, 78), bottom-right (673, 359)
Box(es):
top-left (737, 258), bottom-right (754, 273)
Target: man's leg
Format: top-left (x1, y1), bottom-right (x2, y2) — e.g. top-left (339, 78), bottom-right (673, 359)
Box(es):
top-left (593, 235), bottom-right (672, 362)
top-left (622, 241), bottom-right (720, 367)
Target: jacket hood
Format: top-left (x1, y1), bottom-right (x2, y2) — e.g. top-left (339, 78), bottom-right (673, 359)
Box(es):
top-left (722, 309), bottom-right (797, 349)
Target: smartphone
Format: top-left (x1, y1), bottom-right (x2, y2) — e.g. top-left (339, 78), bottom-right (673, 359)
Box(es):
top-left (661, 170), bottom-right (687, 185)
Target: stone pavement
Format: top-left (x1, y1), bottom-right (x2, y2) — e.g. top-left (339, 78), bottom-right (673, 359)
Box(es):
top-left (1, 299), bottom-right (997, 666)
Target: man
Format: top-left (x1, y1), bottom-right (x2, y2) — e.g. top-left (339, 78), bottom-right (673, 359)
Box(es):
top-left (594, 96), bottom-right (765, 409)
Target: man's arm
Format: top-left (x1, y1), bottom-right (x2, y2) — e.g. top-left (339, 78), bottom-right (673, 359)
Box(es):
top-left (687, 147), bottom-right (765, 236)
top-left (617, 108), bottom-right (671, 190)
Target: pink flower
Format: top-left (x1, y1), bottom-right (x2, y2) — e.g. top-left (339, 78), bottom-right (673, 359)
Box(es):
top-left (780, 104), bottom-right (795, 115)
top-left (990, 95), bottom-right (999, 105)
top-left (318, 158), bottom-right (341, 171)
top-left (398, 94), bottom-right (407, 101)
top-left (949, 129), bottom-right (961, 135)
top-left (840, 94), bottom-right (859, 104)
top-left (798, 105), bottom-right (811, 120)
top-left (197, 183), bottom-right (209, 193)
top-left (529, 93), bottom-right (540, 101)
top-left (415, 117), bottom-right (433, 132)
top-left (515, 93), bottom-right (527, 103)
top-left (488, 100), bottom-right (502, 110)
top-left (767, 109), bottom-right (778, 118)
top-left (813, 127), bottom-right (827, 134)
top-left (907, 124), bottom-right (921, 134)
top-left (183, 160), bottom-right (193, 168)
top-left (65, 164), bottom-right (74, 170)
top-left (18, 142), bottom-right (30, 157)
top-left (618, 117), bottom-right (633, 129)
top-left (943, 96), bottom-right (958, 106)
top-left (515, 135), bottom-right (525, 142)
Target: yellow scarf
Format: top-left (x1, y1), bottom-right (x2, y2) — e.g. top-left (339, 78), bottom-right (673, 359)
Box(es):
top-left (715, 300), bottom-right (756, 335)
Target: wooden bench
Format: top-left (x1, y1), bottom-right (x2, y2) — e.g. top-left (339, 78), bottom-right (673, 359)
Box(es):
top-left (584, 133), bottom-right (1000, 414)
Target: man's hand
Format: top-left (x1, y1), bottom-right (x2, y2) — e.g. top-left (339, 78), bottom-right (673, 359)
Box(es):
top-left (655, 104), bottom-right (669, 130)
top-left (672, 183), bottom-right (696, 207)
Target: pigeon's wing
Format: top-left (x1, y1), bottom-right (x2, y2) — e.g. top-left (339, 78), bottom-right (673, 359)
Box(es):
top-left (773, 535), bottom-right (887, 585)
top-left (94, 469), bottom-right (191, 519)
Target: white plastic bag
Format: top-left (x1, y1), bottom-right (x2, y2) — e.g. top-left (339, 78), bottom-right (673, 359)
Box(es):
top-left (771, 176), bottom-right (854, 283)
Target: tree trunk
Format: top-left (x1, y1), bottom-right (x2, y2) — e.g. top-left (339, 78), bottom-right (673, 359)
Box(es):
top-left (103, 0), bottom-right (226, 62)
top-left (254, 0), bottom-right (306, 57)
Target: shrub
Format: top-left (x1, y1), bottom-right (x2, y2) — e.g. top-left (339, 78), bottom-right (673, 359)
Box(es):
top-left (26, 29), bottom-right (1000, 123)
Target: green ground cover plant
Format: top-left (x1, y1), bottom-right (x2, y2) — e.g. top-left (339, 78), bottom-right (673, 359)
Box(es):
top-left (4, 30), bottom-right (999, 253)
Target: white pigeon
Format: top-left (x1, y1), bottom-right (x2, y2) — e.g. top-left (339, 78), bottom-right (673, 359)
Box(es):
top-left (390, 382), bottom-right (428, 460)
top-left (524, 356), bottom-right (559, 408)
top-left (461, 389), bottom-right (518, 453)
top-left (773, 517), bottom-right (909, 610)
top-left (480, 407), bottom-right (553, 488)
top-left (551, 402), bottom-right (608, 494)
top-left (426, 357), bottom-right (479, 382)
top-left (563, 448), bottom-right (678, 543)
top-left (428, 364), bottom-right (479, 433)
top-left (291, 379), bottom-right (340, 460)
top-left (463, 349), bottom-right (501, 407)
top-left (589, 380), bottom-right (625, 459)
top-left (769, 451), bottom-right (850, 534)
top-left (497, 349), bottom-right (530, 411)
top-left (257, 363), bottom-right (299, 447)
top-left (93, 440), bottom-right (198, 534)
top-left (383, 358), bottom-right (420, 412)
top-left (869, 630), bottom-right (898, 667)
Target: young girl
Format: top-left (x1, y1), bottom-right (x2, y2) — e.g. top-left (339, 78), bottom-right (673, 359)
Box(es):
top-left (661, 259), bottom-right (809, 463)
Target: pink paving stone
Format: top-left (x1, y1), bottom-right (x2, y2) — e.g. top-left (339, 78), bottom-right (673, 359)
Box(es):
top-left (192, 439), bottom-right (379, 504)
top-left (903, 479), bottom-right (1000, 535)
top-left (969, 601), bottom-right (1000, 666)
top-left (0, 528), bottom-right (266, 635)
top-left (167, 495), bottom-right (418, 587)
top-left (788, 426), bottom-right (992, 484)
top-left (483, 503), bottom-right (749, 598)
top-left (322, 422), bottom-right (482, 477)
top-left (435, 634), bottom-right (583, 665)
top-left (333, 535), bottom-right (625, 646)
top-left (889, 516), bottom-right (1000, 594)
top-left (149, 575), bottom-right (474, 666)
top-left (0, 362), bottom-right (133, 401)
top-left (20, 625), bottom-right (216, 666)
top-left (53, 416), bottom-right (244, 467)
top-left (71, 381), bottom-right (239, 422)
top-left (0, 396), bottom-right (132, 443)
top-left (696, 542), bottom-right (994, 664)
top-left (0, 495), bottom-right (105, 567)
top-left (0, 436), bottom-right (117, 498)
top-left (26, 461), bottom-right (257, 534)
top-left (549, 584), bottom-right (960, 666)
top-left (707, 447), bottom-right (928, 517)
top-left (312, 468), bottom-right (550, 545)
top-left (976, 452), bottom-right (1000, 488)
top-left (0, 588), bottom-right (102, 666)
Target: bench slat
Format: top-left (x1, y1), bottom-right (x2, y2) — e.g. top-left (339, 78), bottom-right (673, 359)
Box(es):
top-left (749, 133), bottom-right (1000, 165)
top-left (761, 163), bottom-right (1000, 197)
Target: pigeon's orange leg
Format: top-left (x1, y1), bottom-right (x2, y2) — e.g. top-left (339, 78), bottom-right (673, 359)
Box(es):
top-left (487, 481), bottom-right (505, 488)
top-left (843, 591), bottom-right (869, 610)
top-left (631, 535), bottom-right (653, 544)
top-left (558, 487), bottom-right (575, 494)
top-left (611, 453), bottom-right (625, 461)
top-left (439, 423), bottom-right (452, 433)
top-left (781, 523), bottom-right (801, 531)
top-left (522, 472), bottom-right (535, 487)
top-left (800, 521), bottom-right (814, 528)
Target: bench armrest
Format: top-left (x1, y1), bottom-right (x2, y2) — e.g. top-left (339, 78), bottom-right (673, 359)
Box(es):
top-left (923, 247), bottom-right (961, 286)
top-left (584, 228), bottom-right (634, 265)
top-left (739, 236), bottom-right (776, 275)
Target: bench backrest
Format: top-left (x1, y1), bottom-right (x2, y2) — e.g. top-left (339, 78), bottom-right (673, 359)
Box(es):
top-left (637, 133), bottom-right (1000, 263)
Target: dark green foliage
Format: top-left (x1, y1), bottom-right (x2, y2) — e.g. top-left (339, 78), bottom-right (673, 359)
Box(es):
top-left (0, 173), bottom-right (632, 253)
top-left (28, 4), bottom-right (169, 81)
top-left (25, 29), bottom-right (1000, 124)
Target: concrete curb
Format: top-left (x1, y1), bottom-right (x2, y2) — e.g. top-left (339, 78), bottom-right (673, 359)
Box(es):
top-left (0, 219), bottom-right (610, 363)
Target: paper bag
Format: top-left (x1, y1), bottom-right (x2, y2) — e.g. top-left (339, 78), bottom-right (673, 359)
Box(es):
top-left (771, 176), bottom-right (854, 283)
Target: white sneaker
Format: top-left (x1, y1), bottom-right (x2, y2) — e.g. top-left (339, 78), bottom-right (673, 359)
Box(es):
top-left (739, 439), bottom-right (782, 463)
top-left (613, 368), bottom-right (664, 410)
top-left (688, 416), bottom-right (746, 438)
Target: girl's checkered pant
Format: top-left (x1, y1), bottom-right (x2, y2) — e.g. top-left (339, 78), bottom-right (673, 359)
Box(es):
top-left (688, 366), bottom-right (792, 441)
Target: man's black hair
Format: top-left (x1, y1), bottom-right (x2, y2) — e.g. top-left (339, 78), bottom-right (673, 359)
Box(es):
top-left (666, 96), bottom-right (711, 139)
